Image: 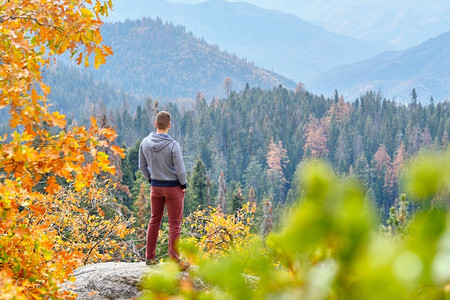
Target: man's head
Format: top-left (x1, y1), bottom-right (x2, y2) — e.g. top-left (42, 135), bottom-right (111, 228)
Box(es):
top-left (155, 111), bottom-right (171, 131)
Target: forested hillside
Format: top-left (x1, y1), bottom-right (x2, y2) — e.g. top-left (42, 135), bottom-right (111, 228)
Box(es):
top-left (114, 86), bottom-right (450, 219)
top-left (42, 62), bottom-right (139, 119)
top-left (84, 17), bottom-right (295, 100)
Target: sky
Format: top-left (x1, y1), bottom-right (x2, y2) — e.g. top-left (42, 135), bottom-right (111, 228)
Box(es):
top-left (167, 0), bottom-right (299, 15)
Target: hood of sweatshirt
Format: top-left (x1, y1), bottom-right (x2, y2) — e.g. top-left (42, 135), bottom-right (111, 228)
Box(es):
top-left (148, 132), bottom-right (174, 152)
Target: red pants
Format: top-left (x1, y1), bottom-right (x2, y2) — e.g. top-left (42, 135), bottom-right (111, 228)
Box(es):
top-left (146, 186), bottom-right (184, 261)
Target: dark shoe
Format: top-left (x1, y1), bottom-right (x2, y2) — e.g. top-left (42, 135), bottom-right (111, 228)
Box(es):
top-left (177, 259), bottom-right (190, 271)
top-left (145, 258), bottom-right (158, 266)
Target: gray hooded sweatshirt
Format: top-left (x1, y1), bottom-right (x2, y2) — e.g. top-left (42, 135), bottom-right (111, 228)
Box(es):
top-left (139, 132), bottom-right (187, 189)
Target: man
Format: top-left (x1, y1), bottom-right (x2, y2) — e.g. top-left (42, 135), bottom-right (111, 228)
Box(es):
top-left (138, 111), bottom-right (190, 271)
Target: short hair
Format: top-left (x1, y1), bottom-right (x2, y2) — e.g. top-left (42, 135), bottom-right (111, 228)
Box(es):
top-left (155, 111), bottom-right (171, 130)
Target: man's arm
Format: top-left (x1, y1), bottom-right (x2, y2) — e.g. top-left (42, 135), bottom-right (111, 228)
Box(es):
top-left (138, 142), bottom-right (152, 182)
top-left (172, 142), bottom-right (187, 189)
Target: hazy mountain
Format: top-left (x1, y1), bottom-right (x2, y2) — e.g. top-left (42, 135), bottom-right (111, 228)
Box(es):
top-left (178, 0), bottom-right (450, 50)
top-left (286, 0), bottom-right (450, 50)
top-left (85, 17), bottom-right (294, 100)
top-left (307, 31), bottom-right (450, 103)
top-left (107, 0), bottom-right (388, 82)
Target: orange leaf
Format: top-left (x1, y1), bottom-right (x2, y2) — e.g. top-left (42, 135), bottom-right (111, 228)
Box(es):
top-left (76, 53), bottom-right (83, 65)
top-left (45, 176), bottom-right (60, 194)
top-left (111, 145), bottom-right (124, 158)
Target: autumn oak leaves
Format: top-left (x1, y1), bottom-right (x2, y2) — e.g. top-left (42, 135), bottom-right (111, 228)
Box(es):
top-left (0, 1), bottom-right (128, 298)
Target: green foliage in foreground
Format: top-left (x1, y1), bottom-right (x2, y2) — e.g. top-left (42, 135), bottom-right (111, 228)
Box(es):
top-left (141, 148), bottom-right (450, 299)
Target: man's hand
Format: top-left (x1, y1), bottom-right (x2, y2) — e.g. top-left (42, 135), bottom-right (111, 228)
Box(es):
top-left (182, 189), bottom-right (186, 194)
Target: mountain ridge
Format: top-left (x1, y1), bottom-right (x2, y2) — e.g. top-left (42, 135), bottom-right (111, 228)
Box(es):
top-left (107, 0), bottom-right (388, 81)
top-left (82, 17), bottom-right (295, 101)
top-left (194, 0), bottom-right (450, 50)
top-left (307, 31), bottom-right (450, 102)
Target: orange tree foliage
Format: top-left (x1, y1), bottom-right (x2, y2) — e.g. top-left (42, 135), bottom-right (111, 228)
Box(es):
top-left (51, 180), bottom-right (134, 265)
top-left (266, 138), bottom-right (289, 183)
top-left (302, 114), bottom-right (329, 158)
top-left (0, 0), bottom-right (127, 299)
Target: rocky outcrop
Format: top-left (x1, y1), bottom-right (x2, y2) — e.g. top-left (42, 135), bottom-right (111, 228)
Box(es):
top-left (63, 262), bottom-right (198, 300)
top-left (64, 261), bottom-right (258, 299)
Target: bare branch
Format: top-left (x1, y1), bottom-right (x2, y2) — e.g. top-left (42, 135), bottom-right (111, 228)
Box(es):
top-left (83, 215), bottom-right (121, 265)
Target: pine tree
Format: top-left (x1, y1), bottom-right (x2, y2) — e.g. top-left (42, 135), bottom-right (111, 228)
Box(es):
top-left (373, 144), bottom-right (391, 174)
top-left (248, 187), bottom-right (257, 204)
top-left (442, 129), bottom-right (448, 147)
top-left (266, 138), bottom-right (290, 203)
top-left (364, 188), bottom-right (378, 220)
top-left (231, 183), bottom-right (245, 212)
top-left (354, 152), bottom-right (371, 187)
top-left (372, 144), bottom-right (392, 209)
top-left (216, 171), bottom-right (227, 212)
top-left (407, 124), bottom-right (422, 154)
top-left (421, 126), bottom-right (433, 148)
top-left (243, 156), bottom-right (265, 200)
top-left (326, 94), bottom-right (351, 123)
top-left (224, 77), bottom-right (232, 97)
top-left (295, 82), bottom-right (306, 94)
top-left (260, 198), bottom-right (273, 239)
top-left (384, 142), bottom-right (406, 203)
top-left (188, 158), bottom-right (208, 212)
top-left (327, 116), bottom-right (340, 163)
top-left (205, 171), bottom-right (212, 207)
top-left (303, 114), bottom-right (329, 158)
top-left (335, 131), bottom-right (350, 173)
top-left (136, 182), bottom-right (151, 230)
top-left (127, 140), bottom-right (141, 182)
top-left (411, 88), bottom-right (418, 109)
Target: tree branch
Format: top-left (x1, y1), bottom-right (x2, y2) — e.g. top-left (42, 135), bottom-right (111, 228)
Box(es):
top-left (83, 215), bottom-right (121, 265)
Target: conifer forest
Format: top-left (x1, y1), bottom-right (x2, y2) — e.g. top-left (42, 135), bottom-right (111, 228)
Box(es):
top-left (113, 87), bottom-right (450, 220)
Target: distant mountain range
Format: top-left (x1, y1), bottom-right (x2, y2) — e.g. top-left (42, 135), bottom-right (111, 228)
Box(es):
top-left (307, 31), bottom-right (450, 103)
top-left (75, 17), bottom-right (294, 101)
top-left (107, 0), bottom-right (388, 82)
top-left (46, 0), bottom-right (450, 106)
top-left (224, 0), bottom-right (450, 50)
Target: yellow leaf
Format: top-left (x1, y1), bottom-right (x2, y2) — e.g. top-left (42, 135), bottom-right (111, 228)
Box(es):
top-left (41, 83), bottom-right (51, 96)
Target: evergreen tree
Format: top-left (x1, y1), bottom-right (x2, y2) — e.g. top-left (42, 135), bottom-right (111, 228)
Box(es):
top-left (127, 140), bottom-right (141, 182)
top-left (327, 115), bottom-right (339, 163)
top-left (411, 88), bottom-right (418, 109)
top-left (354, 152), bottom-right (371, 188)
top-left (243, 156), bottom-right (265, 200)
top-left (303, 114), bottom-right (329, 159)
top-left (266, 138), bottom-right (289, 204)
top-left (186, 158), bottom-right (208, 213)
top-left (231, 183), bottom-right (245, 212)
top-left (248, 187), bottom-right (257, 204)
top-left (335, 131), bottom-right (350, 173)
top-left (260, 198), bottom-right (273, 239)
top-left (216, 171), bottom-right (227, 212)
top-left (120, 147), bottom-right (135, 209)
top-left (384, 142), bottom-right (406, 203)
top-left (373, 144), bottom-right (392, 210)
top-left (442, 129), bottom-right (448, 146)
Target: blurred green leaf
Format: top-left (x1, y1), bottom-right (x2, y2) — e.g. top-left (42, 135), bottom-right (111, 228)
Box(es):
top-left (141, 262), bottom-right (180, 297)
